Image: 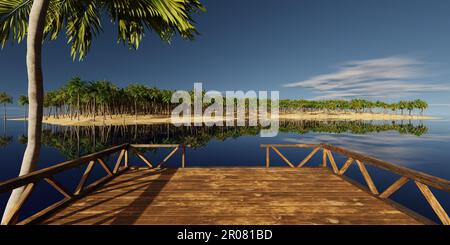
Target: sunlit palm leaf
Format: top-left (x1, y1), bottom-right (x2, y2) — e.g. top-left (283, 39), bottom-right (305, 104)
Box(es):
top-left (0, 0), bottom-right (32, 47)
top-left (0, 0), bottom-right (205, 59)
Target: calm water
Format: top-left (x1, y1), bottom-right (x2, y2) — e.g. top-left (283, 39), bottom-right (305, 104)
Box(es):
top-left (0, 111), bottom-right (449, 223)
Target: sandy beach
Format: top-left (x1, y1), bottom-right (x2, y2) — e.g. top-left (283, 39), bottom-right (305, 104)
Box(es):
top-left (9, 112), bottom-right (436, 126)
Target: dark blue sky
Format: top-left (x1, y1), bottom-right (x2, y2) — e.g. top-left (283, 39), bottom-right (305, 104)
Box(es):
top-left (1, 0), bottom-right (450, 104)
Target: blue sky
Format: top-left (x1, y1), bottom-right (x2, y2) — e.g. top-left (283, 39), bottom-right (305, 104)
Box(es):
top-left (1, 0), bottom-right (450, 106)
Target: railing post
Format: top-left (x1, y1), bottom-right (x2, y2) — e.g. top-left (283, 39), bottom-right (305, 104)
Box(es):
top-left (322, 148), bottom-right (327, 167)
top-left (124, 148), bottom-right (129, 168)
top-left (182, 144), bottom-right (186, 168)
top-left (1, 183), bottom-right (36, 225)
top-left (266, 146), bottom-right (270, 168)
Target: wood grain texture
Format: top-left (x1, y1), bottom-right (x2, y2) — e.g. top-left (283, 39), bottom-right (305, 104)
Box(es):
top-left (322, 144), bottom-right (450, 192)
top-left (1, 183), bottom-right (36, 225)
top-left (297, 147), bottom-right (320, 168)
top-left (44, 177), bottom-right (72, 198)
top-left (0, 144), bottom-right (128, 193)
top-left (326, 150), bottom-right (339, 174)
top-left (271, 147), bottom-right (295, 168)
top-left (41, 168), bottom-right (422, 225)
top-left (415, 181), bottom-right (450, 225)
top-left (355, 160), bottom-right (379, 195)
top-left (379, 177), bottom-right (409, 199)
top-left (339, 158), bottom-right (353, 175)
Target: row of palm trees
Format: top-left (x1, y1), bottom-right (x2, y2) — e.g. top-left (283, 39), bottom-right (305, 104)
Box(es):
top-left (279, 99), bottom-right (428, 115)
top-left (42, 77), bottom-right (175, 121)
top-left (0, 92), bottom-right (28, 120)
top-left (1, 120), bottom-right (425, 158)
top-left (2, 83), bottom-right (430, 122)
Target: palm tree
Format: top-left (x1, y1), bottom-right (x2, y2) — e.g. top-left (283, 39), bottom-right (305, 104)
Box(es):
top-left (18, 95), bottom-right (29, 133)
top-left (126, 84), bottom-right (147, 120)
top-left (0, 135), bottom-right (12, 148)
top-left (0, 0), bottom-right (205, 224)
top-left (0, 92), bottom-right (12, 120)
top-left (18, 95), bottom-right (29, 119)
top-left (66, 77), bottom-right (86, 121)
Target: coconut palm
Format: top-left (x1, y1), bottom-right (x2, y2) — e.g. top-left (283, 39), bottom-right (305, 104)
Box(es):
top-left (66, 77), bottom-right (86, 121)
top-left (18, 95), bottom-right (29, 119)
top-left (18, 95), bottom-right (29, 133)
top-left (0, 0), bottom-right (205, 224)
top-left (0, 92), bottom-right (12, 120)
top-left (0, 135), bottom-right (12, 148)
top-left (126, 84), bottom-right (147, 120)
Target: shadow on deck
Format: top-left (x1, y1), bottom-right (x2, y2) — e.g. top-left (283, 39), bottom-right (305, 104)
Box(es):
top-left (42, 167), bottom-right (423, 225)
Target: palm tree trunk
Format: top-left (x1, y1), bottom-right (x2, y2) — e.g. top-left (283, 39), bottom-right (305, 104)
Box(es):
top-left (1, 0), bottom-right (49, 224)
top-left (134, 99), bottom-right (137, 120)
top-left (77, 94), bottom-right (80, 121)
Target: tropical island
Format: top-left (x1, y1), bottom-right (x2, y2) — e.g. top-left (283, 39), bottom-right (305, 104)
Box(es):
top-left (4, 77), bottom-right (434, 126)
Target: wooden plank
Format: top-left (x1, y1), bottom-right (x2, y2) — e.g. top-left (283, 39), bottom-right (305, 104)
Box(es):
top-left (1, 183), bottom-right (35, 225)
top-left (124, 150), bottom-right (129, 167)
top-left (20, 167), bottom-right (130, 225)
top-left (130, 147), bottom-right (153, 168)
top-left (270, 146), bottom-right (295, 168)
top-left (355, 160), bottom-right (379, 195)
top-left (182, 145), bottom-right (186, 168)
top-left (322, 144), bottom-right (450, 192)
top-left (113, 149), bottom-right (125, 173)
top-left (0, 144), bottom-right (128, 193)
top-left (41, 168), bottom-right (424, 225)
top-left (338, 158), bottom-right (353, 175)
top-left (130, 144), bottom-right (180, 148)
top-left (415, 181), bottom-right (450, 225)
top-left (17, 198), bottom-right (70, 225)
top-left (46, 215), bottom-right (420, 225)
top-left (297, 146), bottom-right (320, 168)
top-left (74, 161), bottom-right (96, 195)
top-left (326, 150), bottom-right (339, 174)
top-left (44, 177), bottom-right (72, 198)
top-left (329, 168), bottom-right (435, 225)
top-left (97, 158), bottom-right (113, 176)
top-left (260, 144), bottom-right (318, 148)
top-left (379, 177), bottom-right (409, 199)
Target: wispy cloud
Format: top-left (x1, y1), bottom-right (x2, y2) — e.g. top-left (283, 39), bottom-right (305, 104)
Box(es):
top-left (284, 56), bottom-right (450, 99)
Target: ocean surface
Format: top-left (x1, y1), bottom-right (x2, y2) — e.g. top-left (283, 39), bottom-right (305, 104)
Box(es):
top-left (0, 106), bottom-right (449, 224)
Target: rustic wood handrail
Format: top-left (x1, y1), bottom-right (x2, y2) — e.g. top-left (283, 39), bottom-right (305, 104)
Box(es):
top-left (0, 144), bottom-right (129, 193)
top-left (0, 143), bottom-right (187, 225)
top-left (321, 144), bottom-right (450, 192)
top-left (261, 143), bottom-right (450, 225)
top-left (1, 143), bottom-right (448, 225)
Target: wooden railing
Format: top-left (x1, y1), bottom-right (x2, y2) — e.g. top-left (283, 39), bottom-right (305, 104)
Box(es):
top-left (1, 142), bottom-right (449, 225)
top-left (0, 144), bottom-right (186, 225)
top-left (261, 143), bottom-right (450, 225)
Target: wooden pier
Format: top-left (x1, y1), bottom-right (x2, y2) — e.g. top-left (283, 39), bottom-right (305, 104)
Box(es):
top-left (0, 143), bottom-right (449, 225)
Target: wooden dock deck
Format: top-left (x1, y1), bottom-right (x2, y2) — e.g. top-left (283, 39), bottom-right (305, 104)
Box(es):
top-left (1, 143), bottom-right (449, 225)
top-left (41, 167), bottom-right (422, 225)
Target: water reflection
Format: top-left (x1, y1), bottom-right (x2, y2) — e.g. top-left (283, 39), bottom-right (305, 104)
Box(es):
top-left (31, 120), bottom-right (428, 159)
top-left (0, 136), bottom-right (12, 148)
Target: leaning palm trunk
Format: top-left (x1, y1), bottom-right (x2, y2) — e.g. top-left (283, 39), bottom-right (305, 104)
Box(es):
top-left (1, 0), bottom-right (49, 224)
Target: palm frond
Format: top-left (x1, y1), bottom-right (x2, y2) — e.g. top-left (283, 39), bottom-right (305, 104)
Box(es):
top-left (0, 0), bottom-right (33, 48)
top-left (64, 0), bottom-right (102, 60)
top-left (103, 0), bottom-right (205, 49)
top-left (1, 0), bottom-right (205, 59)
